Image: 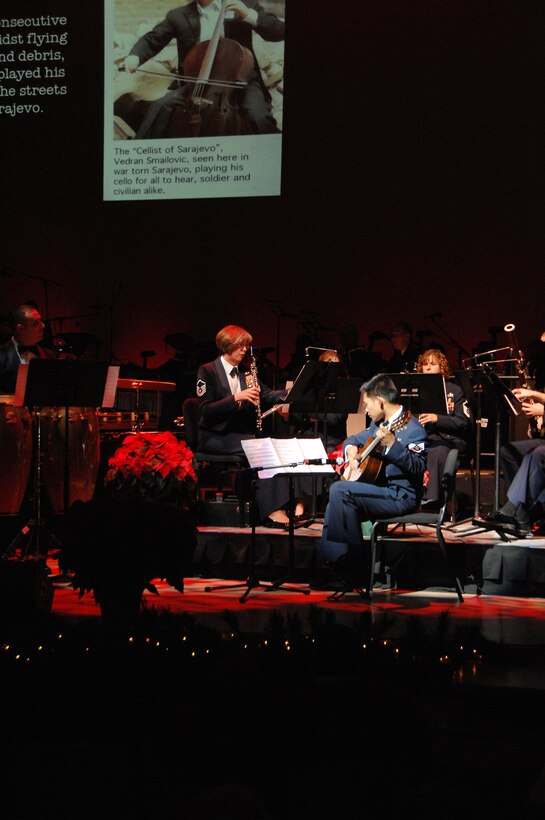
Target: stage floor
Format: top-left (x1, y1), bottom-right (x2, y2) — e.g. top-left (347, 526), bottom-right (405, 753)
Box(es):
top-left (49, 522), bottom-right (545, 653)
top-left (5, 525), bottom-right (545, 820)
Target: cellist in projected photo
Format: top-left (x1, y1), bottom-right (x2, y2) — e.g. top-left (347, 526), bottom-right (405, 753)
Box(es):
top-left (120, 1), bottom-right (285, 139)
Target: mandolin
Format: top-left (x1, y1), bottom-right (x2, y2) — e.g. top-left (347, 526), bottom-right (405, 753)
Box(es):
top-left (341, 411), bottom-right (411, 483)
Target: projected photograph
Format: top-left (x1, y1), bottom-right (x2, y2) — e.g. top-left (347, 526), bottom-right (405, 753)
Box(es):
top-left (111, 0), bottom-right (285, 141)
top-left (104, 0), bottom-right (285, 200)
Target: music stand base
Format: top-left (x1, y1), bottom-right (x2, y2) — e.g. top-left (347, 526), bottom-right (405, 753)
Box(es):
top-left (204, 574), bottom-right (310, 603)
top-left (2, 518), bottom-right (61, 561)
top-left (266, 574), bottom-right (311, 595)
top-left (327, 585), bottom-right (369, 602)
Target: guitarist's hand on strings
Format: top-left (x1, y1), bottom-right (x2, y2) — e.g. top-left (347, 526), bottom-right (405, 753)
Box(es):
top-left (375, 422), bottom-right (396, 450)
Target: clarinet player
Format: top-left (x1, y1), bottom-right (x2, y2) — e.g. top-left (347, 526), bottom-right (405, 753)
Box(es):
top-left (195, 324), bottom-right (312, 527)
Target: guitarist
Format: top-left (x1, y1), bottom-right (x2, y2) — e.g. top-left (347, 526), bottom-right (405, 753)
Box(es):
top-left (319, 374), bottom-right (428, 562)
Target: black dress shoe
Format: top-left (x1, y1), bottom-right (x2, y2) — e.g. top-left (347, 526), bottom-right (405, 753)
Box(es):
top-left (476, 511), bottom-right (530, 537)
top-left (473, 512), bottom-right (518, 533)
top-left (481, 510), bottom-right (518, 526)
top-left (263, 517), bottom-right (289, 530)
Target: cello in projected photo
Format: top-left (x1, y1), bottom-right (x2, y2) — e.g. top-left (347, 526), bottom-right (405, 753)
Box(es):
top-left (168, 1), bottom-right (254, 137)
top-left (117, 1), bottom-right (284, 140)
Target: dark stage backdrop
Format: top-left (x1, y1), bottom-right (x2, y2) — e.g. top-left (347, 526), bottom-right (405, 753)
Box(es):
top-left (1, 0), bottom-right (543, 386)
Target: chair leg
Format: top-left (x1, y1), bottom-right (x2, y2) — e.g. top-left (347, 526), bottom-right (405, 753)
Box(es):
top-left (368, 526), bottom-right (379, 596)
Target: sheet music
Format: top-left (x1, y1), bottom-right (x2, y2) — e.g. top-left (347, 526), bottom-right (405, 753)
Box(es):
top-left (241, 438), bottom-right (334, 479)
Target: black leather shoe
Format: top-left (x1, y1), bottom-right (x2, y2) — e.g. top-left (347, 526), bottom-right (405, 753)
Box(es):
top-left (481, 510), bottom-right (518, 526)
top-left (473, 513), bottom-right (518, 534)
top-left (475, 512), bottom-right (531, 538)
top-left (263, 517), bottom-right (289, 530)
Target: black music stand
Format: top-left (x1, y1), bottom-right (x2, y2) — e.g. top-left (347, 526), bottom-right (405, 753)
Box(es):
top-left (390, 373), bottom-right (448, 415)
top-left (320, 377), bottom-right (362, 447)
top-left (6, 359), bottom-right (117, 561)
top-left (304, 377), bottom-right (362, 522)
top-left (451, 364), bottom-right (522, 539)
top-left (204, 462), bottom-right (317, 603)
top-left (479, 364), bottom-right (523, 511)
top-left (454, 369), bottom-right (482, 518)
top-left (286, 361), bottom-right (349, 520)
top-left (287, 360), bottom-right (345, 417)
top-left (204, 437), bottom-right (334, 601)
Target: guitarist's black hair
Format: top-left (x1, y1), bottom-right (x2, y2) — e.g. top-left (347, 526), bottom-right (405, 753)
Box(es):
top-left (360, 374), bottom-right (399, 403)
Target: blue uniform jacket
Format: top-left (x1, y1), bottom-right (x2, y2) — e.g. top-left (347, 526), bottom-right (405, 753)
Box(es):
top-left (344, 411), bottom-right (428, 502)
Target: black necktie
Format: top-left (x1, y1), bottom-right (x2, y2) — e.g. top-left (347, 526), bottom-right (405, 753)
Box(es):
top-left (18, 344), bottom-right (38, 355)
top-left (230, 367), bottom-right (238, 378)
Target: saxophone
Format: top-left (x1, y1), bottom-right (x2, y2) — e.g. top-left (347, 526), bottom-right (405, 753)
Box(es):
top-left (247, 347), bottom-right (262, 432)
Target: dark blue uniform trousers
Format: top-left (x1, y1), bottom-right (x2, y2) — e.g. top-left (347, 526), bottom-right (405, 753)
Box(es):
top-left (507, 444), bottom-right (545, 510)
top-left (318, 479), bottom-right (416, 562)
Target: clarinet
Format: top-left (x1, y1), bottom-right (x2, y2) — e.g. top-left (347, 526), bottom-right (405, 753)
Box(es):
top-left (248, 347), bottom-right (262, 432)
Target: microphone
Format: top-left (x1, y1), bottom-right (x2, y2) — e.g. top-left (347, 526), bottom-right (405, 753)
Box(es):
top-left (424, 311), bottom-right (442, 320)
top-left (304, 456), bottom-right (344, 466)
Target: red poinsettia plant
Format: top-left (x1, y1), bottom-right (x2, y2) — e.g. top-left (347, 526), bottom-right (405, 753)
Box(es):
top-left (105, 431), bottom-right (197, 508)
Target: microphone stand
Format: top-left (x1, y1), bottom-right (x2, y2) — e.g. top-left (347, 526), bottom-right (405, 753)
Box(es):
top-left (1, 264), bottom-right (63, 324)
top-left (427, 316), bottom-right (470, 370)
top-left (262, 299), bottom-right (298, 390)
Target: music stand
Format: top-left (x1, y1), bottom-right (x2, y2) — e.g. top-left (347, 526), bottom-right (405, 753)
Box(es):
top-left (479, 364), bottom-right (523, 510)
top-left (450, 364), bottom-right (522, 539)
top-left (304, 377), bottom-right (362, 522)
top-left (390, 373), bottom-right (448, 415)
top-left (6, 360), bottom-right (118, 560)
top-left (283, 361), bottom-right (346, 520)
top-left (453, 369), bottom-right (483, 518)
top-left (204, 438), bottom-right (334, 601)
top-left (287, 360), bottom-right (345, 416)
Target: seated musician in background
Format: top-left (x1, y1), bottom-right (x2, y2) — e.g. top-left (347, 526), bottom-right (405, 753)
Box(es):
top-left (0, 302), bottom-right (50, 393)
top-left (497, 386), bottom-right (545, 487)
top-left (417, 349), bottom-right (472, 508)
top-left (318, 374), bottom-right (428, 563)
top-left (480, 387), bottom-right (545, 536)
top-left (123, 0), bottom-right (284, 139)
top-left (196, 324), bottom-right (311, 527)
top-left (387, 321), bottom-right (421, 374)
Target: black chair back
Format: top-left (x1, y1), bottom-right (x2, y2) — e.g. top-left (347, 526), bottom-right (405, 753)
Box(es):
top-left (182, 398), bottom-right (200, 452)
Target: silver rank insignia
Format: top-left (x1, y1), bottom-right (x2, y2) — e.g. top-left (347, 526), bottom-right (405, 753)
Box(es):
top-left (196, 379), bottom-right (206, 397)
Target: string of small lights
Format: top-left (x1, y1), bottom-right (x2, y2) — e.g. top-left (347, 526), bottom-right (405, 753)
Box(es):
top-left (0, 608), bottom-right (488, 681)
